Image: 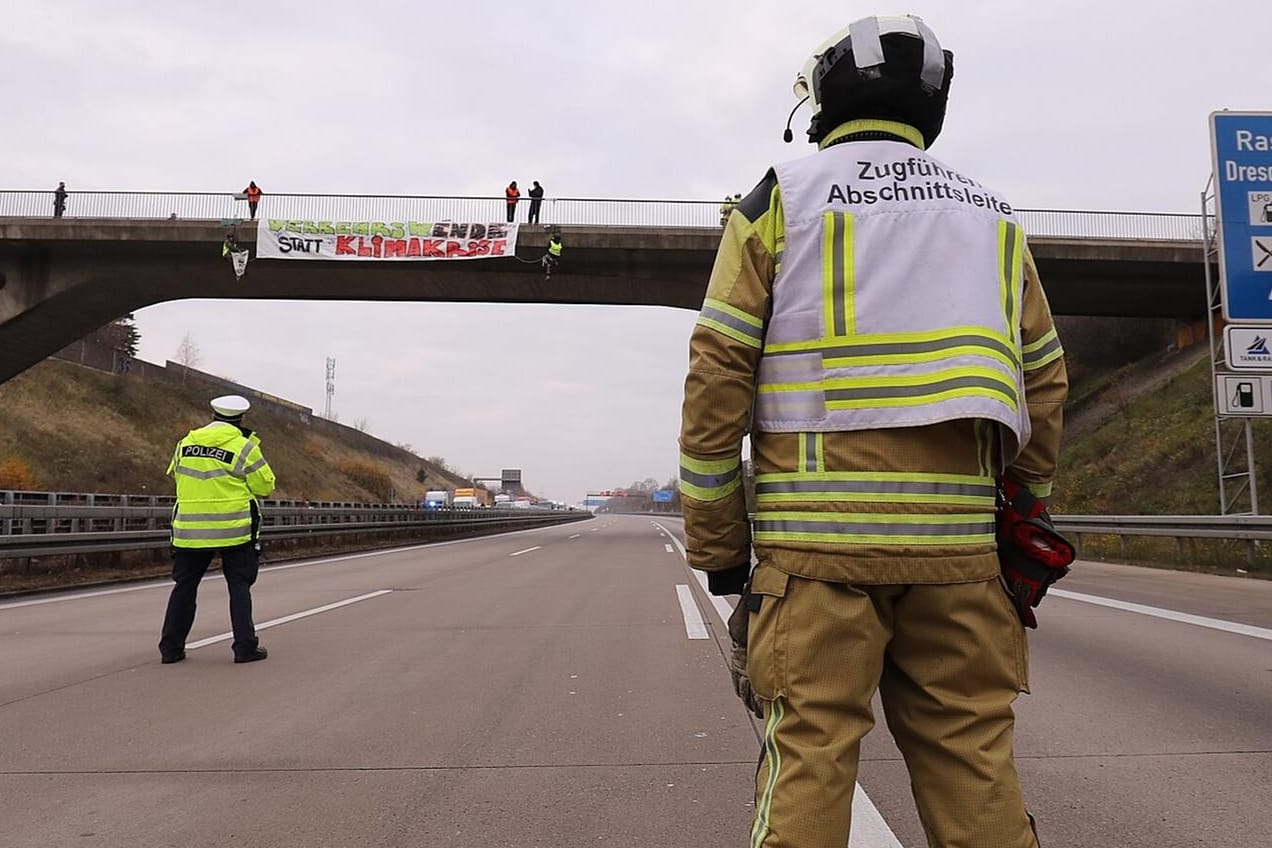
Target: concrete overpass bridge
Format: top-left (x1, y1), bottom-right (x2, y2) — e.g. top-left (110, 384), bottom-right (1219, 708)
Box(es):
top-left (0, 191), bottom-right (1208, 384)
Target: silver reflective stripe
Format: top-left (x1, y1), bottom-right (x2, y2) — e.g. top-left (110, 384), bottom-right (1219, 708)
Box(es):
top-left (244, 456), bottom-right (268, 475)
top-left (175, 466), bottom-right (233, 480)
top-left (174, 510), bottom-right (252, 523)
top-left (911, 17), bottom-right (947, 90)
top-left (803, 434), bottom-right (819, 473)
top-left (761, 353), bottom-right (822, 382)
top-left (679, 466), bottom-right (741, 490)
top-left (755, 517), bottom-right (994, 537)
top-left (766, 334), bottom-right (1017, 363)
top-left (757, 391), bottom-right (827, 420)
top-left (849, 17), bottom-right (885, 70)
top-left (699, 304), bottom-right (764, 346)
top-left (757, 479), bottom-right (995, 498)
top-left (826, 374), bottom-right (1014, 404)
top-left (1023, 334), bottom-right (1064, 370)
top-left (171, 525), bottom-right (251, 541)
top-left (1002, 221), bottom-right (1019, 331)
top-left (829, 212), bottom-right (849, 337)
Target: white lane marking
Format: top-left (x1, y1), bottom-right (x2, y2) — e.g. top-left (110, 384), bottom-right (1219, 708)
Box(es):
top-left (186, 590), bottom-right (392, 649)
top-left (589, 528), bottom-right (599, 532)
top-left (664, 543), bottom-right (674, 553)
top-left (850, 793), bottom-right (905, 848)
top-left (569, 534), bottom-right (581, 539)
top-left (0, 523), bottom-right (578, 611)
top-left (509, 546), bottom-right (541, 557)
top-left (653, 519), bottom-right (902, 848)
top-left (1050, 588), bottom-right (1272, 641)
top-left (676, 584), bottom-right (709, 639)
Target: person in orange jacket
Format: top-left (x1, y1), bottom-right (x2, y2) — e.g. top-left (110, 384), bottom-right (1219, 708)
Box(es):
top-left (243, 181), bottom-right (263, 220)
top-left (505, 180), bottom-right (520, 223)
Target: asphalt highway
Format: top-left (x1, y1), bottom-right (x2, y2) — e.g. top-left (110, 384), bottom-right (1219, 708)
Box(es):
top-left (1, 515), bottom-right (1268, 847)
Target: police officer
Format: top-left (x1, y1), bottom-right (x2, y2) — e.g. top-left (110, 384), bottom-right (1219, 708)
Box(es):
top-left (678, 15), bottom-right (1067, 848)
top-left (159, 395), bottom-right (276, 664)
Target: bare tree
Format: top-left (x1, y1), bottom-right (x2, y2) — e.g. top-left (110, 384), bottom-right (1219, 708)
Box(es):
top-left (174, 332), bottom-right (201, 384)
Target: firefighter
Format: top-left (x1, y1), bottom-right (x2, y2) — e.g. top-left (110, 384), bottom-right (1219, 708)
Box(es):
top-left (159, 395), bottom-right (276, 664)
top-left (678, 14), bottom-right (1067, 848)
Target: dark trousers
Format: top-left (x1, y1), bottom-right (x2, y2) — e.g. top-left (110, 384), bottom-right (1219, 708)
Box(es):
top-left (53, 203), bottom-right (65, 218)
top-left (159, 542), bottom-right (261, 658)
top-left (248, 201), bottom-right (259, 220)
top-left (528, 199), bottom-right (542, 224)
top-left (505, 203), bottom-right (517, 223)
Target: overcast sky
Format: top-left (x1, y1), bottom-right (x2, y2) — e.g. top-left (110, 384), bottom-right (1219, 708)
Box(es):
top-left (4, 1), bottom-right (1268, 504)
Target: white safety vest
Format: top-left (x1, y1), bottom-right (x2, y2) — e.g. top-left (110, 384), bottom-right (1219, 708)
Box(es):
top-left (754, 140), bottom-right (1032, 461)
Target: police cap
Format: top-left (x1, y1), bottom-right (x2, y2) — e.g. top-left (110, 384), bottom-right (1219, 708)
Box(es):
top-left (210, 395), bottom-right (251, 418)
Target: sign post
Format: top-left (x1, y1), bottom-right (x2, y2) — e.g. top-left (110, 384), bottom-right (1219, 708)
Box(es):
top-left (1208, 112), bottom-right (1272, 513)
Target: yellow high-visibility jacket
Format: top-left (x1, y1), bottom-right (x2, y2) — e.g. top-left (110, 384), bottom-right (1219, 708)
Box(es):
top-left (679, 119), bottom-right (1067, 590)
top-left (167, 421), bottom-right (276, 549)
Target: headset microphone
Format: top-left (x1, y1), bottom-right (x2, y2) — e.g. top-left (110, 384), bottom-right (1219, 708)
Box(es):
top-left (782, 96), bottom-right (810, 142)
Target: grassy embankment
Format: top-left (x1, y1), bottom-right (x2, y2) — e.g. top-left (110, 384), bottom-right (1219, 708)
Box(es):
top-left (0, 358), bottom-right (474, 591)
top-left (1053, 355), bottom-right (1272, 576)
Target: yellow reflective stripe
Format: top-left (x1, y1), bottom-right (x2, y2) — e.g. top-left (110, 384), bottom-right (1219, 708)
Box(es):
top-left (697, 316), bottom-right (764, 349)
top-left (823, 342), bottom-right (1016, 371)
top-left (755, 491), bottom-right (995, 507)
top-left (1025, 480), bottom-right (1054, 498)
top-left (822, 212), bottom-right (854, 337)
top-left (703, 298), bottom-right (763, 329)
top-left (1022, 327), bottom-right (1064, 371)
top-left (753, 510), bottom-right (996, 545)
top-left (819, 119), bottom-right (926, 150)
top-left (755, 530), bottom-right (994, 545)
top-left (765, 325), bottom-right (1012, 354)
top-left (750, 698), bottom-right (784, 848)
top-left (798, 433), bottom-right (825, 473)
top-left (756, 471), bottom-right (994, 484)
top-left (679, 453), bottom-right (739, 475)
top-left (760, 366), bottom-right (1019, 411)
top-left (998, 220), bottom-right (1022, 336)
top-left (679, 476), bottom-right (741, 502)
top-left (679, 452), bottom-right (743, 502)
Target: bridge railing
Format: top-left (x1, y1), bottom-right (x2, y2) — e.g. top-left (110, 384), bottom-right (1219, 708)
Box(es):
top-left (0, 190), bottom-right (1204, 241)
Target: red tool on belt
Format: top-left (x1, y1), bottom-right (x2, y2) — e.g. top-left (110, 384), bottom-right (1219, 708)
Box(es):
top-left (996, 478), bottom-right (1075, 628)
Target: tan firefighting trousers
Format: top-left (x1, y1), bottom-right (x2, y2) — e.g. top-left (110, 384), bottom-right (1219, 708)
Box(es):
top-left (744, 563), bottom-right (1039, 848)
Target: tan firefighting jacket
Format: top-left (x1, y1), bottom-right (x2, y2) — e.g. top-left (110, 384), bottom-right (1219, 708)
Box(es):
top-left (679, 120), bottom-right (1068, 587)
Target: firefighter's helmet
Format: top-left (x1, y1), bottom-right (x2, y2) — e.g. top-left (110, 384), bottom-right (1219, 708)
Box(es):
top-left (792, 15), bottom-right (954, 147)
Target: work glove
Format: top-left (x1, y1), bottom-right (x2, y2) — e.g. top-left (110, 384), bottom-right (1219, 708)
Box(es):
top-left (727, 585), bottom-right (764, 719)
top-left (996, 478), bottom-right (1075, 629)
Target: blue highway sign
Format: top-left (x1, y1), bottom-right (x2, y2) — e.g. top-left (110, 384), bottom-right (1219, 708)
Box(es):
top-left (1211, 111), bottom-right (1272, 323)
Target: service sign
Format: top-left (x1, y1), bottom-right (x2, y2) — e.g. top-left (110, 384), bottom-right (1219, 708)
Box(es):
top-left (1225, 325), bottom-right (1272, 370)
top-left (256, 218), bottom-right (519, 261)
top-left (1210, 112), bottom-right (1272, 322)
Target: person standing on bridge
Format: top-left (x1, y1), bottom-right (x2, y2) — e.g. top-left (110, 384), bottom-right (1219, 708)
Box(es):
top-left (678, 14), bottom-right (1068, 848)
top-left (527, 180), bottom-right (545, 224)
top-left (243, 180), bottom-right (262, 220)
top-left (159, 395), bottom-right (276, 665)
top-left (53, 181), bottom-right (67, 217)
top-left (505, 180), bottom-right (520, 223)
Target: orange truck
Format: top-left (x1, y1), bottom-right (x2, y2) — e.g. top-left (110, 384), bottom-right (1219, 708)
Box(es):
top-left (452, 487), bottom-right (490, 508)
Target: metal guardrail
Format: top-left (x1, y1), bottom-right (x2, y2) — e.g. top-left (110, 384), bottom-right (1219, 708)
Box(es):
top-left (1052, 514), bottom-right (1272, 542)
top-left (0, 190), bottom-right (1205, 241)
top-left (0, 494), bottom-right (588, 559)
top-left (3, 494), bottom-right (1266, 558)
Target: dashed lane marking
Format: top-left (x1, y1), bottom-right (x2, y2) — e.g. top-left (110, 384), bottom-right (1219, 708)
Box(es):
top-left (187, 590), bottom-right (392, 650)
top-left (676, 584), bottom-right (709, 639)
